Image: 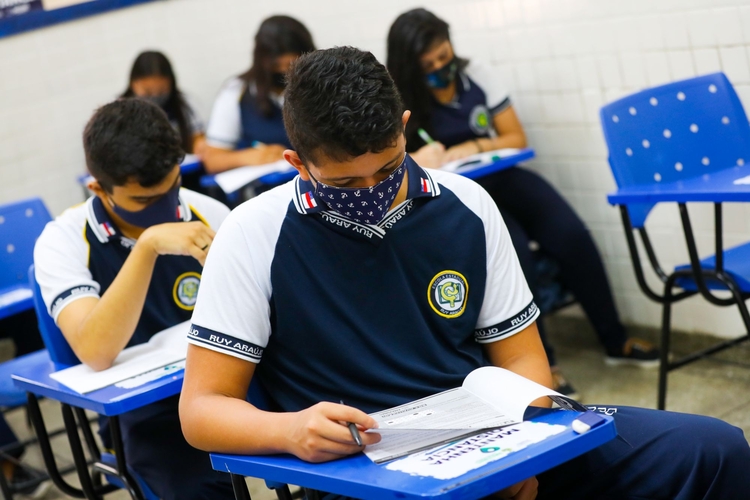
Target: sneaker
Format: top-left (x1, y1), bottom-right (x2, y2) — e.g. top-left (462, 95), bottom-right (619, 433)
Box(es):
top-left (605, 338), bottom-right (660, 368)
top-left (551, 367), bottom-right (581, 401)
top-left (10, 465), bottom-right (51, 499)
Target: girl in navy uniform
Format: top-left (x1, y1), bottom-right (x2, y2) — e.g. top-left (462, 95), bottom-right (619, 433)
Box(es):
top-left (121, 50), bottom-right (207, 191)
top-left (387, 8), bottom-right (658, 398)
top-left (202, 15), bottom-right (315, 174)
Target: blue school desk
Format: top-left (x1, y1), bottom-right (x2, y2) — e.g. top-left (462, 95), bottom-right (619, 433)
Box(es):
top-left (213, 408), bottom-right (615, 500)
top-left (12, 358), bottom-right (181, 499)
top-left (199, 148), bottom-right (537, 198)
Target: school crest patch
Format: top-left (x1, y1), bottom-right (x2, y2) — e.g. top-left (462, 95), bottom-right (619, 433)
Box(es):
top-left (173, 272), bottom-right (201, 310)
top-left (428, 270), bottom-right (469, 318)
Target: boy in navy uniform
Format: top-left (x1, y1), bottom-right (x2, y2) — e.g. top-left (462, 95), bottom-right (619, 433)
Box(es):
top-left (34, 99), bottom-right (234, 499)
top-left (180, 47), bottom-right (750, 499)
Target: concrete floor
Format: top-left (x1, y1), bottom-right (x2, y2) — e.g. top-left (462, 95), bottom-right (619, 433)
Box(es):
top-left (5, 316), bottom-right (750, 499)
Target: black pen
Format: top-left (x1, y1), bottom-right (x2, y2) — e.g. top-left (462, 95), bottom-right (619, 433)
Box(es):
top-left (340, 400), bottom-right (363, 446)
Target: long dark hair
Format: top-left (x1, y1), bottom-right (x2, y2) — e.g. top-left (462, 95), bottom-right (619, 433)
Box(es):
top-left (121, 51), bottom-right (194, 153)
top-left (240, 15), bottom-right (315, 118)
top-left (387, 8), bottom-right (462, 151)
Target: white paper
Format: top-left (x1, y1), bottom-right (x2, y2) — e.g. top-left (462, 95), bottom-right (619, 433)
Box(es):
top-left (0, 287), bottom-right (32, 308)
top-left (213, 160), bottom-right (294, 194)
top-left (441, 148), bottom-right (522, 173)
top-left (364, 367), bottom-right (571, 463)
top-left (49, 321), bottom-right (190, 394)
top-left (733, 174), bottom-right (750, 185)
top-left (385, 422), bottom-right (566, 479)
top-left (181, 154), bottom-right (200, 166)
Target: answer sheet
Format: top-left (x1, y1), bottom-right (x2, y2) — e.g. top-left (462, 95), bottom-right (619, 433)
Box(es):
top-left (213, 160), bottom-right (293, 193)
top-left (49, 321), bottom-right (190, 394)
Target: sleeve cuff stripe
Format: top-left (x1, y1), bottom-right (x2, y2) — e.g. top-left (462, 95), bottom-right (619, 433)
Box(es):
top-left (187, 336), bottom-right (261, 361)
top-left (187, 339), bottom-right (260, 364)
top-left (490, 97), bottom-right (512, 116)
top-left (475, 308), bottom-right (540, 343)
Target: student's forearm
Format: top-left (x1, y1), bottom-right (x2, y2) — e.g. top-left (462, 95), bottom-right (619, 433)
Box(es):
top-left (476, 132), bottom-right (527, 152)
top-left (203, 147), bottom-right (263, 173)
top-left (181, 394), bottom-right (295, 454)
top-left (74, 242), bottom-right (157, 370)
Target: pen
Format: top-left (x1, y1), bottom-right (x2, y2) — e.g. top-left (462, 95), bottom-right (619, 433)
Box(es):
top-left (340, 400), bottom-right (363, 446)
top-left (417, 128), bottom-right (435, 145)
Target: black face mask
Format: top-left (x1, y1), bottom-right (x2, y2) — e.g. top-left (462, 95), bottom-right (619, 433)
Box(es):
top-left (271, 72), bottom-right (286, 89)
top-left (425, 57), bottom-right (458, 89)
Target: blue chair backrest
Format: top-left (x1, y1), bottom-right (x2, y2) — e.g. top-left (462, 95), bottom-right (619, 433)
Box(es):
top-left (0, 198), bottom-right (51, 288)
top-left (29, 265), bottom-right (80, 368)
top-left (600, 73), bottom-right (750, 226)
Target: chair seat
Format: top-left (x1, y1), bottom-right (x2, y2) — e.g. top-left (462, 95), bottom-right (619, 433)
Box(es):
top-left (0, 285), bottom-right (33, 321)
top-left (0, 350), bottom-right (50, 408)
top-left (674, 242), bottom-right (750, 292)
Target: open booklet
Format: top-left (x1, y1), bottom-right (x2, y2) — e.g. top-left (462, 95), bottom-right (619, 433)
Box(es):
top-left (364, 366), bottom-right (585, 463)
top-left (213, 160), bottom-right (293, 194)
top-left (49, 321), bottom-right (190, 394)
top-left (440, 148), bottom-right (523, 173)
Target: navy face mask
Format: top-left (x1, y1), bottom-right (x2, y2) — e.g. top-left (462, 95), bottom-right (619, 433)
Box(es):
top-left (425, 57), bottom-right (458, 89)
top-left (271, 72), bottom-right (287, 89)
top-left (309, 156), bottom-right (407, 225)
top-left (140, 93), bottom-right (170, 108)
top-left (109, 184), bottom-right (182, 228)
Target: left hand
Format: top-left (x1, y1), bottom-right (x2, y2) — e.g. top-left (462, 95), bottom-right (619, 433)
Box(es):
top-left (442, 140), bottom-right (481, 164)
top-left (492, 476), bottom-right (538, 499)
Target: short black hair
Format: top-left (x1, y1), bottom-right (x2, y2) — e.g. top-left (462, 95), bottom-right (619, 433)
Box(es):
top-left (283, 46), bottom-right (404, 164)
top-left (83, 98), bottom-right (184, 191)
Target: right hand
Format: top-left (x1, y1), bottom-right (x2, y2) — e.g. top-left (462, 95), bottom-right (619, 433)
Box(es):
top-left (286, 402), bottom-right (381, 463)
top-left (245, 144), bottom-right (287, 165)
top-left (411, 142), bottom-right (446, 169)
top-left (139, 221), bottom-right (216, 266)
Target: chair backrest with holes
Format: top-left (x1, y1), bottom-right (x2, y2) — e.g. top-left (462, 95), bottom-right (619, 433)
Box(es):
top-left (600, 73), bottom-right (750, 190)
top-left (0, 198), bottom-right (52, 289)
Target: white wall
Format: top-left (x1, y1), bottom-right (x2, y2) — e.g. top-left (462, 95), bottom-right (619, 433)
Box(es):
top-left (3, 0), bottom-right (750, 337)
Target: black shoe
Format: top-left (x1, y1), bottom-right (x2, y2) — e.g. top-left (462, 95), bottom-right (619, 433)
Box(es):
top-left (605, 338), bottom-right (660, 368)
top-left (551, 368), bottom-right (581, 401)
top-left (10, 465), bottom-right (51, 499)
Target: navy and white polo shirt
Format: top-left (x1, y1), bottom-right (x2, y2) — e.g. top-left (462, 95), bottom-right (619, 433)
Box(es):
top-left (429, 63), bottom-right (512, 148)
top-left (189, 156), bottom-right (538, 414)
top-left (205, 77), bottom-right (290, 150)
top-left (34, 189), bottom-right (229, 347)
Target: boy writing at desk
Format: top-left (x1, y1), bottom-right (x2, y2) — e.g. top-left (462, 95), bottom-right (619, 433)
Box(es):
top-left (34, 99), bottom-right (235, 499)
top-left (180, 47), bottom-right (750, 499)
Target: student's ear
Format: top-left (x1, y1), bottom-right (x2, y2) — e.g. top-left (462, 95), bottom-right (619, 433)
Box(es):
top-left (284, 150), bottom-right (310, 181)
top-left (87, 179), bottom-right (109, 202)
top-left (402, 110), bottom-right (411, 129)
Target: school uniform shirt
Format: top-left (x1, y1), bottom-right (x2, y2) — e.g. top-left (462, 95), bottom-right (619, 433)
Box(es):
top-left (34, 189), bottom-right (229, 347)
top-left (205, 77), bottom-right (291, 150)
top-left (429, 63), bottom-right (511, 148)
top-left (189, 155), bottom-right (539, 414)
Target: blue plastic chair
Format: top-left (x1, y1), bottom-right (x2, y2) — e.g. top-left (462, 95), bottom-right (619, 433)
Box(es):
top-left (0, 198), bottom-right (51, 320)
top-left (29, 265), bottom-right (158, 500)
top-left (600, 72), bottom-right (750, 409)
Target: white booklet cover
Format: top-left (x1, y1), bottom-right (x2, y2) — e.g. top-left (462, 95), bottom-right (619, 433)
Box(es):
top-left (364, 366), bottom-right (583, 463)
top-left (440, 148), bottom-right (523, 173)
top-left (213, 160), bottom-right (294, 194)
top-left (49, 321), bottom-right (190, 394)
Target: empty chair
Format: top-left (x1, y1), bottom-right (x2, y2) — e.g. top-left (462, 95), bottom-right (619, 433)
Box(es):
top-left (600, 72), bottom-right (750, 409)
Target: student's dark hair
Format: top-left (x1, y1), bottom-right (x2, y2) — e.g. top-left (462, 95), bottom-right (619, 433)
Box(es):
top-left (387, 8), bottom-right (466, 152)
top-left (240, 15), bottom-right (315, 118)
top-left (283, 46), bottom-right (404, 164)
top-left (83, 99), bottom-right (184, 192)
top-left (120, 50), bottom-right (194, 153)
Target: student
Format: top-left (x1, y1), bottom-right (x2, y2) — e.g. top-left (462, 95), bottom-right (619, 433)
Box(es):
top-left (121, 50), bottom-right (207, 192)
top-left (179, 47), bottom-right (750, 500)
top-left (202, 15), bottom-right (315, 173)
top-left (387, 8), bottom-right (656, 398)
top-left (34, 99), bottom-right (233, 499)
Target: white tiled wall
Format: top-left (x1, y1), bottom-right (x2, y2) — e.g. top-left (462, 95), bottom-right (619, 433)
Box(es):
top-left (4, 0), bottom-right (750, 338)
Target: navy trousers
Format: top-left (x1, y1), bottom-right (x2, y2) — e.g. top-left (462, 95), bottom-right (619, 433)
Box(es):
top-left (100, 395), bottom-right (234, 500)
top-left (314, 406), bottom-right (750, 500)
top-left (476, 167), bottom-right (628, 367)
